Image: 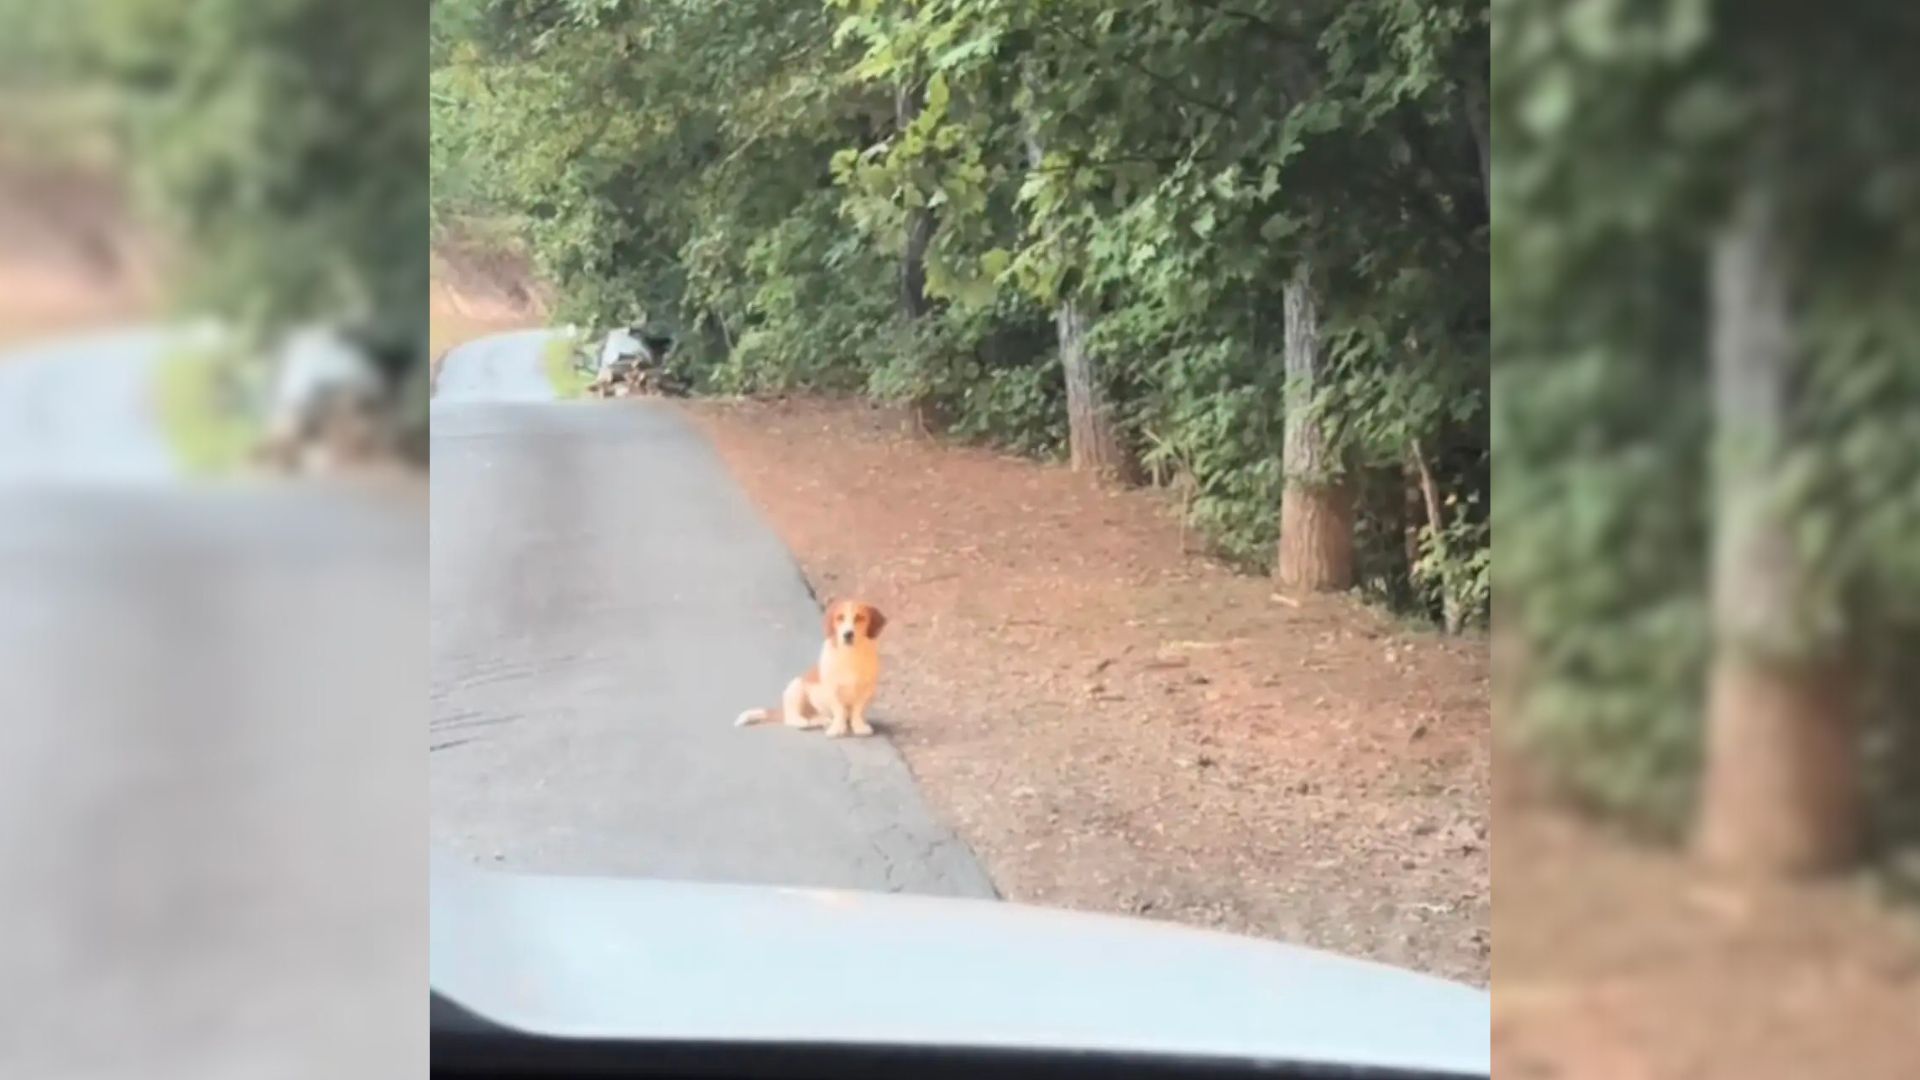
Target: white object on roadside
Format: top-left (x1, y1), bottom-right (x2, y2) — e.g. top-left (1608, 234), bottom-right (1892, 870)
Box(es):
top-left (268, 326), bottom-right (384, 438)
top-left (597, 328), bottom-right (642, 376)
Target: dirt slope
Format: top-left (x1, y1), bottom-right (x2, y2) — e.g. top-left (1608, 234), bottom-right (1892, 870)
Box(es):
top-left (0, 153), bottom-right (156, 344)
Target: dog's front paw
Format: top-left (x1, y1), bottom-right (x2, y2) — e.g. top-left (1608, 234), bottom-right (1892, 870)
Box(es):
top-left (824, 723), bottom-right (850, 739)
top-left (850, 720), bottom-right (874, 737)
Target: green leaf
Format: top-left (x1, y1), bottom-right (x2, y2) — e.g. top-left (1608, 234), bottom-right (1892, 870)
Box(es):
top-left (1259, 164), bottom-right (1280, 199)
top-left (1260, 214), bottom-right (1298, 242)
top-left (1521, 65), bottom-right (1576, 135)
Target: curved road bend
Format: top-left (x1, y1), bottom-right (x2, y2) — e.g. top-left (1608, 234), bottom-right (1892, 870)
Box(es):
top-left (430, 331), bottom-right (994, 897)
top-left (0, 327), bottom-right (185, 483)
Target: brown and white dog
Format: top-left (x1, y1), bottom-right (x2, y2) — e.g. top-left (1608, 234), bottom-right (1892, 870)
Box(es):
top-left (735, 599), bottom-right (887, 738)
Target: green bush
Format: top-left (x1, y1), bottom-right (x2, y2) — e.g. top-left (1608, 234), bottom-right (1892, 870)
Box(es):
top-left (155, 343), bottom-right (263, 476)
top-left (431, 0), bottom-right (1490, 630)
top-left (539, 335), bottom-right (593, 400)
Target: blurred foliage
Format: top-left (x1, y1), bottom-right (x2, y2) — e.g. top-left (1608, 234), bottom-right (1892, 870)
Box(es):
top-left (433, 0), bottom-right (1490, 625)
top-left (1495, 0), bottom-right (1920, 839)
top-left (539, 334), bottom-right (594, 400)
top-left (0, 1), bottom-right (83, 85)
top-left (5, 0), bottom-right (431, 439)
top-left (154, 341), bottom-right (265, 475)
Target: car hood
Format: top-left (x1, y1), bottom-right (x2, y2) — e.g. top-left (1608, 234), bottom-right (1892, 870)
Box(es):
top-left (430, 855), bottom-right (1488, 1077)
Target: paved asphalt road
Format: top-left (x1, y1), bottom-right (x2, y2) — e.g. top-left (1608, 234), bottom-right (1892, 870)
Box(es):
top-left (430, 331), bottom-right (994, 897)
top-left (431, 327), bottom-right (557, 402)
top-left (0, 329), bottom-right (424, 1075)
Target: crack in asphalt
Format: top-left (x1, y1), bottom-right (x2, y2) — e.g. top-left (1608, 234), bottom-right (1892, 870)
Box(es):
top-left (428, 711), bottom-right (516, 733)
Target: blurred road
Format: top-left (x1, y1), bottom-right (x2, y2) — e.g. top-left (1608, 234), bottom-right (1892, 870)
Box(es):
top-left (430, 332), bottom-right (993, 897)
top-left (0, 327), bottom-right (425, 1076)
top-left (0, 327), bottom-right (186, 483)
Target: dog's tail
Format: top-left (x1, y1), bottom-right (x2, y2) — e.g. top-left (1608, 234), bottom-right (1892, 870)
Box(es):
top-left (734, 706), bottom-right (778, 727)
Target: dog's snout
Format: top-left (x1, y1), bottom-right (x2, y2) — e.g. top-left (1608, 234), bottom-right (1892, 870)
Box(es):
top-left (840, 628), bottom-right (856, 644)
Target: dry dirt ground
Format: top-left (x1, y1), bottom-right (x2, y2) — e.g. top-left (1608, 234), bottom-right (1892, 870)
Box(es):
top-left (684, 396), bottom-right (1492, 986)
top-left (1495, 754), bottom-right (1920, 1080)
top-left (688, 394), bottom-right (1920, 1072)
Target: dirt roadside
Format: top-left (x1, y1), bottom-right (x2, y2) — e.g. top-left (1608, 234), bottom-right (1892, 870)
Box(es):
top-left (1493, 750), bottom-right (1920, 1080)
top-left (686, 394), bottom-right (1920, 1073)
top-left (428, 230), bottom-right (547, 390)
top-left (684, 396), bottom-right (1492, 986)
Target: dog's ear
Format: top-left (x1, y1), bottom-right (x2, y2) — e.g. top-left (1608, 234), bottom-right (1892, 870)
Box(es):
top-left (864, 604), bottom-right (887, 640)
top-left (821, 601), bottom-right (839, 639)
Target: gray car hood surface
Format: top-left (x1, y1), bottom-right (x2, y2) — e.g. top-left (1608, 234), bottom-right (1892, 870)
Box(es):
top-left (430, 855), bottom-right (1488, 1077)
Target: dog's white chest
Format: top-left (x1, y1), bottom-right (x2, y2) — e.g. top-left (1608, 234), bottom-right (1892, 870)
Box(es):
top-left (818, 643), bottom-right (879, 698)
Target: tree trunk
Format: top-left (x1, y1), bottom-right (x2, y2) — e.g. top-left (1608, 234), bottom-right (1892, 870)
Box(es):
top-left (702, 311), bottom-right (733, 361)
top-left (1410, 437), bottom-right (1465, 633)
top-left (1403, 458), bottom-right (1425, 580)
top-left (1275, 261), bottom-right (1354, 591)
top-left (902, 208), bottom-right (934, 319)
top-left (1020, 73), bottom-right (1138, 484)
top-left (1055, 299), bottom-right (1138, 480)
top-left (1462, 66), bottom-right (1490, 215)
top-left (895, 81), bottom-right (943, 433)
top-left (896, 82), bottom-right (935, 321)
top-left (1694, 186), bottom-right (1860, 876)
